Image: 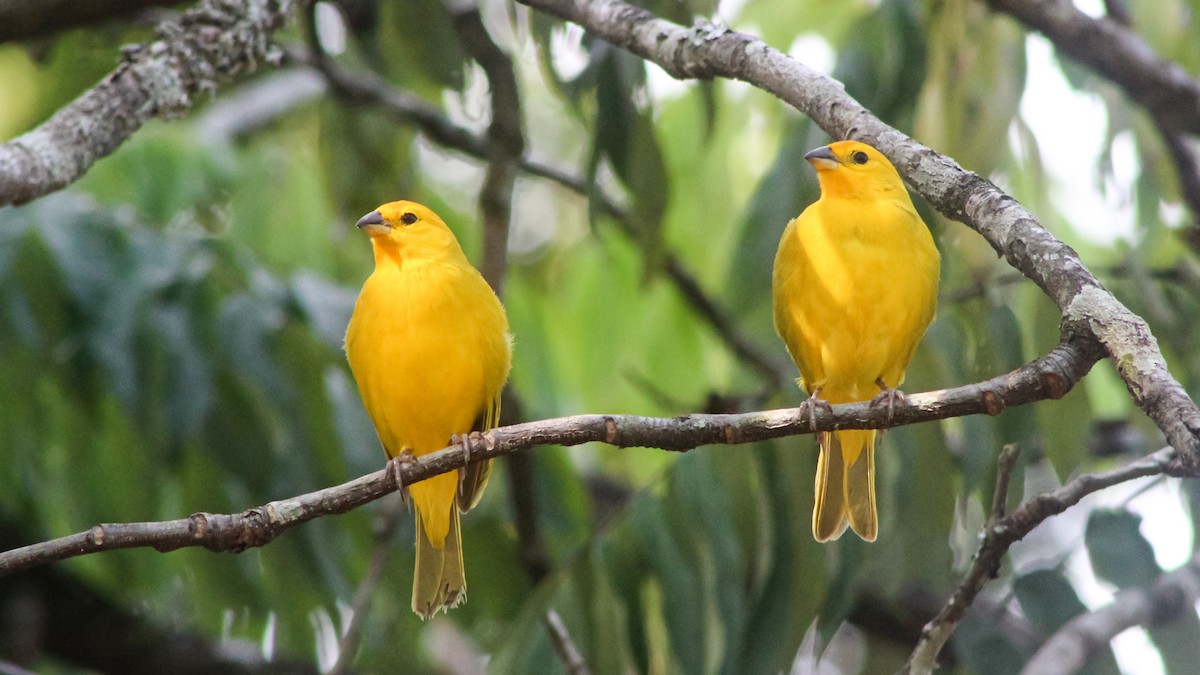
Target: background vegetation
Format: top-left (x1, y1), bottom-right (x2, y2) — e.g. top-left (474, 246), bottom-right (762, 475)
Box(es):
top-left (1, 0), bottom-right (1199, 672)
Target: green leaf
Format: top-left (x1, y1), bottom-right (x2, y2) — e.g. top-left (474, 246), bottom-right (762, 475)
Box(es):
top-left (375, 0), bottom-right (468, 93)
top-left (1014, 568), bottom-right (1091, 634)
top-left (726, 122), bottom-right (821, 322)
top-left (590, 47), bottom-right (670, 268)
top-left (953, 613), bottom-right (1027, 675)
top-left (832, 0), bottom-right (927, 127)
top-left (1085, 508), bottom-right (1161, 589)
top-left (289, 271), bottom-right (356, 350)
top-left (629, 490), bottom-right (706, 674)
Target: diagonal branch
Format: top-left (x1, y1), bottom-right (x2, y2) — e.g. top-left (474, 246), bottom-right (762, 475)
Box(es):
top-left (1020, 551), bottom-right (1200, 675)
top-left (982, 0), bottom-right (1200, 251)
top-left (904, 445), bottom-right (1181, 673)
top-left (982, 0), bottom-right (1200, 135)
top-left (545, 609), bottom-right (592, 675)
top-left (514, 0), bottom-right (1200, 468)
top-left (0, 339), bottom-right (1122, 575)
top-left (0, 0), bottom-right (294, 207)
top-left (906, 444), bottom-right (1023, 672)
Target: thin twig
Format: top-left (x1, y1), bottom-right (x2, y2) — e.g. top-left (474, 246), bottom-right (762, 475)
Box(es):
top-left (0, 339), bottom-right (1114, 575)
top-left (903, 446), bottom-right (1179, 674)
top-left (941, 262), bottom-right (1200, 304)
top-left (544, 609), bottom-right (592, 675)
top-left (989, 444), bottom-right (1021, 522)
top-left (905, 444), bottom-right (1022, 673)
top-left (439, 2), bottom-right (556, 586)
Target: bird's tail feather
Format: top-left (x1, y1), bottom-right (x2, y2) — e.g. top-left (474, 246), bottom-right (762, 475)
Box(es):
top-left (412, 507), bottom-right (466, 619)
top-left (813, 429), bottom-right (877, 542)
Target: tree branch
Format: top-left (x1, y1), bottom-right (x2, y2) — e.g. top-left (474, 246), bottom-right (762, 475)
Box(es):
top-left (193, 68), bottom-right (326, 144)
top-left (983, 0), bottom-right (1200, 251)
top-left (904, 446), bottom-right (1182, 673)
top-left (905, 444), bottom-right (1023, 672)
top-left (982, 0), bottom-right (1200, 135)
top-left (544, 609), bottom-right (591, 675)
top-left (513, 0), bottom-right (1200, 468)
top-left (0, 0), bottom-right (189, 43)
top-left (441, 1), bottom-right (557, 587)
top-left (0, 339), bottom-right (1114, 575)
top-left (1021, 551), bottom-right (1200, 675)
top-left (0, 0), bottom-right (293, 206)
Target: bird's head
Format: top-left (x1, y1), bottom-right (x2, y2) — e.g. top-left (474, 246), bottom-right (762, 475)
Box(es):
top-left (805, 140), bottom-right (908, 200)
top-left (355, 200), bottom-right (466, 264)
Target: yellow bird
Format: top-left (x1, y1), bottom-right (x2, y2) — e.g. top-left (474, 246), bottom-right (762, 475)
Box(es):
top-left (772, 141), bottom-right (940, 542)
top-left (345, 200), bottom-right (511, 617)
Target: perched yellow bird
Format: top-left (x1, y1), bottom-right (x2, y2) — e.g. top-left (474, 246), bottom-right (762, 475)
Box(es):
top-left (345, 200), bottom-right (511, 617)
top-left (772, 141), bottom-right (940, 542)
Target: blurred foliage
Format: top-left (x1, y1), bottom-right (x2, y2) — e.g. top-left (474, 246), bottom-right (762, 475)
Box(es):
top-left (1, 0), bottom-right (1200, 673)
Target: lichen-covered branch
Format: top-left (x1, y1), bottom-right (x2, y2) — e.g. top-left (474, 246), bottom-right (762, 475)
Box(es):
top-left (0, 339), bottom-right (1109, 575)
top-left (514, 0), bottom-right (1200, 468)
top-left (0, 0), bottom-right (293, 206)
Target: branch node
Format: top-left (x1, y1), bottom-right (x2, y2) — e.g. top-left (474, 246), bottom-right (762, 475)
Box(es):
top-left (604, 416), bottom-right (619, 445)
top-left (188, 513), bottom-right (211, 540)
top-left (981, 389), bottom-right (1005, 416)
top-left (1040, 371), bottom-right (1069, 399)
top-left (88, 525), bottom-right (107, 547)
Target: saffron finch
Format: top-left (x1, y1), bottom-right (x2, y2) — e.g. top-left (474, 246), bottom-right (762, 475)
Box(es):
top-left (772, 141), bottom-right (940, 542)
top-left (345, 200), bottom-right (511, 617)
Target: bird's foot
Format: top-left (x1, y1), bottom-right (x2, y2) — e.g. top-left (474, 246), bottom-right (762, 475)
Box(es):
top-left (798, 388), bottom-right (833, 430)
top-left (870, 378), bottom-right (906, 428)
top-left (451, 432), bottom-right (479, 496)
top-left (387, 448), bottom-right (417, 507)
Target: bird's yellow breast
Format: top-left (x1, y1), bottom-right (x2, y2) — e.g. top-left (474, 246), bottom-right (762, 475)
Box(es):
top-left (345, 259), bottom-right (511, 457)
top-left (772, 195), bottom-right (939, 402)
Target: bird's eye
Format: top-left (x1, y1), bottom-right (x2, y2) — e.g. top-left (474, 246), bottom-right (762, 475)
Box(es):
top-left (400, 212), bottom-right (418, 225)
top-left (850, 151), bottom-right (869, 165)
